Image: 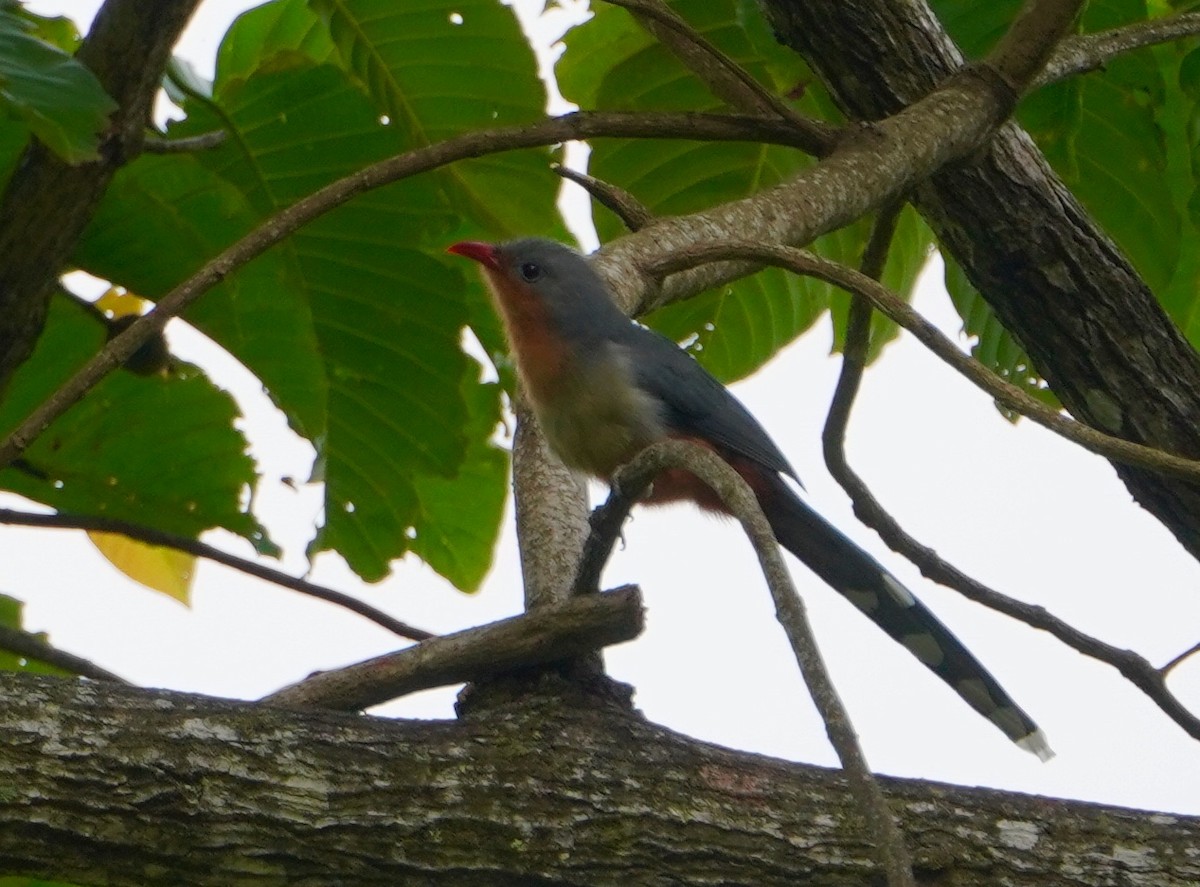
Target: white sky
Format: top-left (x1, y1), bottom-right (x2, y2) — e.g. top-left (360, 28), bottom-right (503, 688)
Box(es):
top-left (10, 0), bottom-right (1200, 818)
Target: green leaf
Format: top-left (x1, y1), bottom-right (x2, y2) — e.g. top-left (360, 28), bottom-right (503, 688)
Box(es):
top-left (74, 153), bottom-right (328, 441)
top-left (934, 0), bottom-right (1186, 382)
top-left (944, 257), bottom-right (1059, 421)
top-left (409, 377), bottom-right (507, 593)
top-left (0, 7), bottom-right (115, 163)
top-left (165, 56), bottom-right (494, 583)
top-left (0, 295), bottom-right (267, 547)
top-left (560, 0), bottom-right (931, 382)
top-left (939, 0), bottom-right (1180, 294)
top-left (310, 0), bottom-right (560, 238)
top-left (0, 593), bottom-right (70, 676)
top-left (216, 0), bottom-right (336, 87)
top-left (1156, 35), bottom-right (1200, 345)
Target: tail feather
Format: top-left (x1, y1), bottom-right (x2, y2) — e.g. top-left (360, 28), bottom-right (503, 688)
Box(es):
top-left (760, 476), bottom-right (1051, 760)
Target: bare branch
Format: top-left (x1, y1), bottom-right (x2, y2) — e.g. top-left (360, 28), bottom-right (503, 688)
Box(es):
top-left (553, 165), bottom-right (654, 232)
top-left (1162, 641), bottom-right (1200, 679)
top-left (0, 509), bottom-right (433, 641)
top-left (602, 0), bottom-right (835, 147)
top-left (649, 243), bottom-right (1200, 487)
top-left (0, 111), bottom-right (823, 473)
top-left (263, 585), bottom-right (644, 711)
top-left (986, 0), bottom-right (1087, 96)
top-left (1040, 11), bottom-right (1200, 87)
top-left (142, 130), bottom-right (227, 153)
top-left (0, 625), bottom-right (128, 683)
top-left (598, 440), bottom-right (915, 887)
top-left (648, 241), bottom-right (1200, 744)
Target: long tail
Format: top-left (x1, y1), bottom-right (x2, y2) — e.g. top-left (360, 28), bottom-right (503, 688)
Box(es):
top-left (759, 475), bottom-right (1052, 760)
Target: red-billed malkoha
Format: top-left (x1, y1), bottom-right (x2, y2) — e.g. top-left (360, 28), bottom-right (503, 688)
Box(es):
top-left (449, 237), bottom-right (1051, 760)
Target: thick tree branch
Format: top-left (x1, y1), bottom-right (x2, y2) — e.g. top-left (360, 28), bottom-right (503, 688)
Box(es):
top-left (0, 508), bottom-right (432, 641)
top-left (2, 672), bottom-right (1197, 886)
top-left (0, 0), bottom-right (201, 387)
top-left (757, 0), bottom-right (1200, 564)
top-left (986, 0), bottom-right (1084, 94)
top-left (0, 110), bottom-right (824, 472)
top-left (264, 585), bottom-right (644, 711)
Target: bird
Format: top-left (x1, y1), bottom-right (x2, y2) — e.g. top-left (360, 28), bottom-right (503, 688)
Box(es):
top-left (448, 236), bottom-right (1052, 760)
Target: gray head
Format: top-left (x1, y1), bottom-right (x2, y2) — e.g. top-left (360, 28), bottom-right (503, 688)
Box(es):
top-left (448, 237), bottom-right (631, 342)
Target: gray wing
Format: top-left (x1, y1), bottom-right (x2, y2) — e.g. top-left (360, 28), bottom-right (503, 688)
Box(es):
top-left (622, 324), bottom-right (800, 481)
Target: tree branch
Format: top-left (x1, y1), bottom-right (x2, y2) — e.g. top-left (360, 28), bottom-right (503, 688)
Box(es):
top-left (553, 165), bottom-right (654, 232)
top-left (586, 440), bottom-right (916, 887)
top-left (4, 671), bottom-right (1197, 886)
top-left (0, 0), bottom-right (202, 387)
top-left (757, 0), bottom-right (1200, 568)
top-left (602, 0), bottom-right (832, 144)
top-left (648, 243), bottom-right (1200, 487)
top-left (1039, 11), bottom-right (1200, 87)
top-left (0, 509), bottom-right (433, 642)
top-left (0, 625), bottom-right (128, 683)
top-left (263, 585), bottom-right (644, 711)
top-left (0, 110), bottom-right (825, 473)
top-left (986, 0), bottom-right (1085, 95)
top-left (795, 217), bottom-right (1200, 743)
top-left (142, 130), bottom-right (227, 153)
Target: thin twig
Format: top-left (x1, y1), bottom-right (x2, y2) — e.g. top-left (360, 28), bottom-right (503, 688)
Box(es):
top-left (804, 214), bottom-right (1200, 747)
top-left (591, 441), bottom-right (915, 887)
top-left (0, 110), bottom-right (826, 474)
top-left (1039, 11), bottom-right (1200, 88)
top-left (1162, 641), bottom-right (1200, 679)
top-left (601, 0), bottom-right (835, 148)
top-left (0, 624), bottom-right (129, 683)
top-left (553, 165), bottom-right (654, 232)
top-left (142, 130), bottom-right (227, 153)
top-left (0, 509), bottom-right (433, 641)
top-left (263, 585), bottom-right (644, 711)
top-left (648, 243), bottom-right (1200, 487)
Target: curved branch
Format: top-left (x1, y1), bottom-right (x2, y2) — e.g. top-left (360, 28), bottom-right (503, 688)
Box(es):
top-left (602, 0), bottom-right (831, 143)
top-left (0, 111), bottom-right (825, 472)
top-left (0, 624), bottom-right (128, 683)
top-left (649, 242), bottom-right (1200, 744)
top-left (553, 165), bottom-right (654, 232)
top-left (649, 243), bottom-right (1200, 487)
top-left (0, 509), bottom-right (432, 641)
top-left (1039, 11), bottom-right (1200, 87)
top-left (590, 440), bottom-right (916, 887)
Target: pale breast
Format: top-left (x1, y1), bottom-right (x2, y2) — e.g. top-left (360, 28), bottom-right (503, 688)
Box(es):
top-left (531, 344), bottom-right (666, 479)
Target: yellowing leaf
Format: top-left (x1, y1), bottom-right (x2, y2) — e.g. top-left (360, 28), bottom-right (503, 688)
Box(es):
top-left (88, 531), bottom-right (195, 604)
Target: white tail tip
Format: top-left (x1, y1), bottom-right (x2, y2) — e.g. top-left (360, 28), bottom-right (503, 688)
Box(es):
top-left (1017, 729), bottom-right (1055, 762)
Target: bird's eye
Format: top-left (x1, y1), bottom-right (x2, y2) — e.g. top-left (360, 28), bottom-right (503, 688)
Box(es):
top-left (519, 262), bottom-right (542, 282)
